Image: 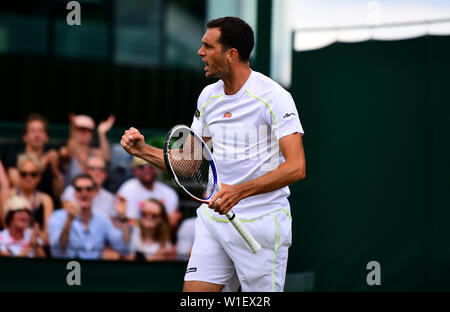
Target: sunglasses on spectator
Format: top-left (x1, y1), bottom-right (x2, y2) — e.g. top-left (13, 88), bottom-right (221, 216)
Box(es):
top-left (88, 166), bottom-right (106, 171)
top-left (141, 212), bottom-right (161, 219)
top-left (19, 171), bottom-right (39, 178)
top-left (74, 185), bottom-right (96, 192)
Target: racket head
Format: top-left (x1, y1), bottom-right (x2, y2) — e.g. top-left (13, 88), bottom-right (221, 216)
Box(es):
top-left (163, 124), bottom-right (218, 203)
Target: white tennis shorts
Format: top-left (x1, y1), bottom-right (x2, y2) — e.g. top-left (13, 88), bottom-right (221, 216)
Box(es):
top-left (184, 205), bottom-right (292, 292)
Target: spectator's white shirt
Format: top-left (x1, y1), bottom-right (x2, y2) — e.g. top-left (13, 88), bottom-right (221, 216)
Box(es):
top-left (0, 228), bottom-right (42, 257)
top-left (176, 217), bottom-right (196, 258)
top-left (130, 226), bottom-right (173, 257)
top-left (191, 70), bottom-right (304, 218)
top-left (61, 185), bottom-right (117, 218)
top-left (117, 178), bottom-right (179, 219)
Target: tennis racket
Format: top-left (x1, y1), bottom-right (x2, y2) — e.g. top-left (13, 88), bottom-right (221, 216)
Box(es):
top-left (163, 124), bottom-right (262, 253)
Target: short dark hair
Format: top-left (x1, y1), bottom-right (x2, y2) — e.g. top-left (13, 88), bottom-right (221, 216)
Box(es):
top-left (71, 173), bottom-right (97, 189)
top-left (24, 113), bottom-right (49, 135)
top-left (207, 16), bottom-right (254, 62)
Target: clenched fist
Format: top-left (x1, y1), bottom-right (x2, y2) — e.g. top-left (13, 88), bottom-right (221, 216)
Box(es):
top-left (120, 127), bottom-right (146, 157)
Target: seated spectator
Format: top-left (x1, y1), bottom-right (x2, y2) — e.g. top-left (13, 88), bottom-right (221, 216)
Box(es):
top-left (0, 160), bottom-right (10, 229)
top-left (60, 155), bottom-right (116, 219)
top-left (60, 114), bottom-right (115, 187)
top-left (0, 196), bottom-right (46, 258)
top-left (48, 174), bottom-right (130, 260)
top-left (175, 216), bottom-right (196, 260)
top-left (126, 198), bottom-right (176, 262)
top-left (117, 157), bottom-right (181, 228)
top-left (6, 154), bottom-right (54, 245)
top-left (2, 113), bottom-right (64, 205)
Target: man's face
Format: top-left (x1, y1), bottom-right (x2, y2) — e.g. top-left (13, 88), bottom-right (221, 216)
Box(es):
top-left (73, 178), bottom-right (96, 210)
top-left (197, 27), bottom-right (229, 79)
top-left (23, 120), bottom-right (48, 150)
top-left (133, 164), bottom-right (157, 187)
top-left (74, 127), bottom-right (93, 145)
top-left (87, 157), bottom-right (107, 187)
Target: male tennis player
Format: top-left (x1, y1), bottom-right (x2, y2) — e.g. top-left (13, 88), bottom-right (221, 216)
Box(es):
top-left (121, 16), bottom-right (305, 292)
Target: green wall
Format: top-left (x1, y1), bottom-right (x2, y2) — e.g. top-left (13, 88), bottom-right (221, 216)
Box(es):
top-left (289, 35), bottom-right (450, 291)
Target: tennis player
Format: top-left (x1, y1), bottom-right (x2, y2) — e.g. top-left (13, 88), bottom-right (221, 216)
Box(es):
top-left (121, 16), bottom-right (305, 292)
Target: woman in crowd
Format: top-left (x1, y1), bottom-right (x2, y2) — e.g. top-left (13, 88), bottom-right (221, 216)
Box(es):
top-left (7, 154), bottom-right (53, 245)
top-left (127, 198), bottom-right (176, 262)
top-left (0, 195), bottom-right (46, 258)
top-left (0, 161), bottom-right (10, 229)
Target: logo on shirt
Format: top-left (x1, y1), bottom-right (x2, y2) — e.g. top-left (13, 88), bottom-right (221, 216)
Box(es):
top-left (283, 113), bottom-right (296, 119)
top-left (186, 267), bottom-right (197, 273)
top-left (223, 112), bottom-right (232, 118)
top-left (195, 109), bottom-right (200, 119)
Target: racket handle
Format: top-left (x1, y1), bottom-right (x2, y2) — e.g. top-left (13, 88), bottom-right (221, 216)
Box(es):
top-left (226, 211), bottom-right (262, 253)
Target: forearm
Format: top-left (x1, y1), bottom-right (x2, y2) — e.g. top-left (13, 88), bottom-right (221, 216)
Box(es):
top-left (59, 216), bottom-right (74, 251)
top-left (98, 132), bottom-right (111, 162)
top-left (138, 144), bottom-right (167, 173)
top-left (52, 173), bottom-right (65, 198)
top-left (120, 222), bottom-right (131, 245)
top-left (238, 160), bottom-right (305, 199)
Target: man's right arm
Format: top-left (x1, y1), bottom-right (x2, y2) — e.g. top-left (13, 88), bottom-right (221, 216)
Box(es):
top-left (120, 127), bottom-right (167, 172)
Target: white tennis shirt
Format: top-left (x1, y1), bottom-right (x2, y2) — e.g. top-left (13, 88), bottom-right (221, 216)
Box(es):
top-left (191, 70), bottom-right (304, 219)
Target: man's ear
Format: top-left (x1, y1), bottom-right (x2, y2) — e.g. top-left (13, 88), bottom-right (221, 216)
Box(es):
top-left (227, 48), bottom-right (239, 63)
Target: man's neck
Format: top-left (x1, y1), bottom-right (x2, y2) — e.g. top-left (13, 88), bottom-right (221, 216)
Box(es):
top-left (222, 65), bottom-right (251, 95)
top-left (25, 145), bottom-right (44, 157)
top-left (140, 180), bottom-right (155, 191)
top-left (80, 209), bottom-right (92, 225)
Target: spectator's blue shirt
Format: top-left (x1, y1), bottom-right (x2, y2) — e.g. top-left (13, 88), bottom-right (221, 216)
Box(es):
top-left (48, 209), bottom-right (129, 259)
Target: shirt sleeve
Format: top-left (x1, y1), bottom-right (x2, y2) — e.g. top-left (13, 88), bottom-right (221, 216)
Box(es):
top-left (47, 212), bottom-right (72, 258)
top-left (268, 91), bottom-right (304, 140)
top-left (190, 89), bottom-right (211, 137)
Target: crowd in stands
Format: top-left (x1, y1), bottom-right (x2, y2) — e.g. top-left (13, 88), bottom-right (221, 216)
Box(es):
top-left (0, 113), bottom-right (196, 262)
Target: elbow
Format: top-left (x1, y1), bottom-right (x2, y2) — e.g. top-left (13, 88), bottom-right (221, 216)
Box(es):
top-left (292, 165), bottom-right (306, 182)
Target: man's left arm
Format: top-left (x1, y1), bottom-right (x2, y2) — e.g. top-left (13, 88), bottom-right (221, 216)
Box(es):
top-left (209, 132), bottom-right (305, 214)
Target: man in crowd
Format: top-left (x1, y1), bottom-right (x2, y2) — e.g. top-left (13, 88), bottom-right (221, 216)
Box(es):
top-left (60, 155), bottom-right (116, 219)
top-left (117, 157), bottom-right (181, 228)
top-left (48, 174), bottom-right (130, 259)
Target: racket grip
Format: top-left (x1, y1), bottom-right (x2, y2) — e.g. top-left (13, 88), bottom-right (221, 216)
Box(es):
top-left (226, 211), bottom-right (262, 253)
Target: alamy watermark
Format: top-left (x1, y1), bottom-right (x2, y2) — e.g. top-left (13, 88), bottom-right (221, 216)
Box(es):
top-left (66, 260), bottom-right (81, 286)
top-left (67, 1), bottom-right (81, 26)
top-left (366, 261), bottom-right (381, 286)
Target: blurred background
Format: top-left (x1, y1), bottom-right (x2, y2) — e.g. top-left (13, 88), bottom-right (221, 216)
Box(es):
top-left (0, 0), bottom-right (449, 291)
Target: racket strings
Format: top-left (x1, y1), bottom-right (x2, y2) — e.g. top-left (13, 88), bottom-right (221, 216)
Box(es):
top-left (168, 133), bottom-right (215, 200)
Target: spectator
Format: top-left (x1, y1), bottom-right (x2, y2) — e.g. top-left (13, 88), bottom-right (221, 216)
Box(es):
top-left (59, 114), bottom-right (115, 187)
top-left (175, 216), bottom-right (196, 260)
top-left (0, 196), bottom-right (46, 258)
top-left (6, 154), bottom-right (54, 245)
top-left (2, 113), bottom-right (64, 204)
top-left (126, 198), bottom-right (175, 261)
top-left (60, 155), bottom-right (116, 219)
top-left (117, 157), bottom-right (181, 228)
top-left (48, 174), bottom-right (130, 259)
top-left (0, 161), bottom-right (10, 228)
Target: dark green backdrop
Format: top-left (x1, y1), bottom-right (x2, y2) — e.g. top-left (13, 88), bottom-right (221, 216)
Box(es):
top-left (289, 35), bottom-right (450, 291)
